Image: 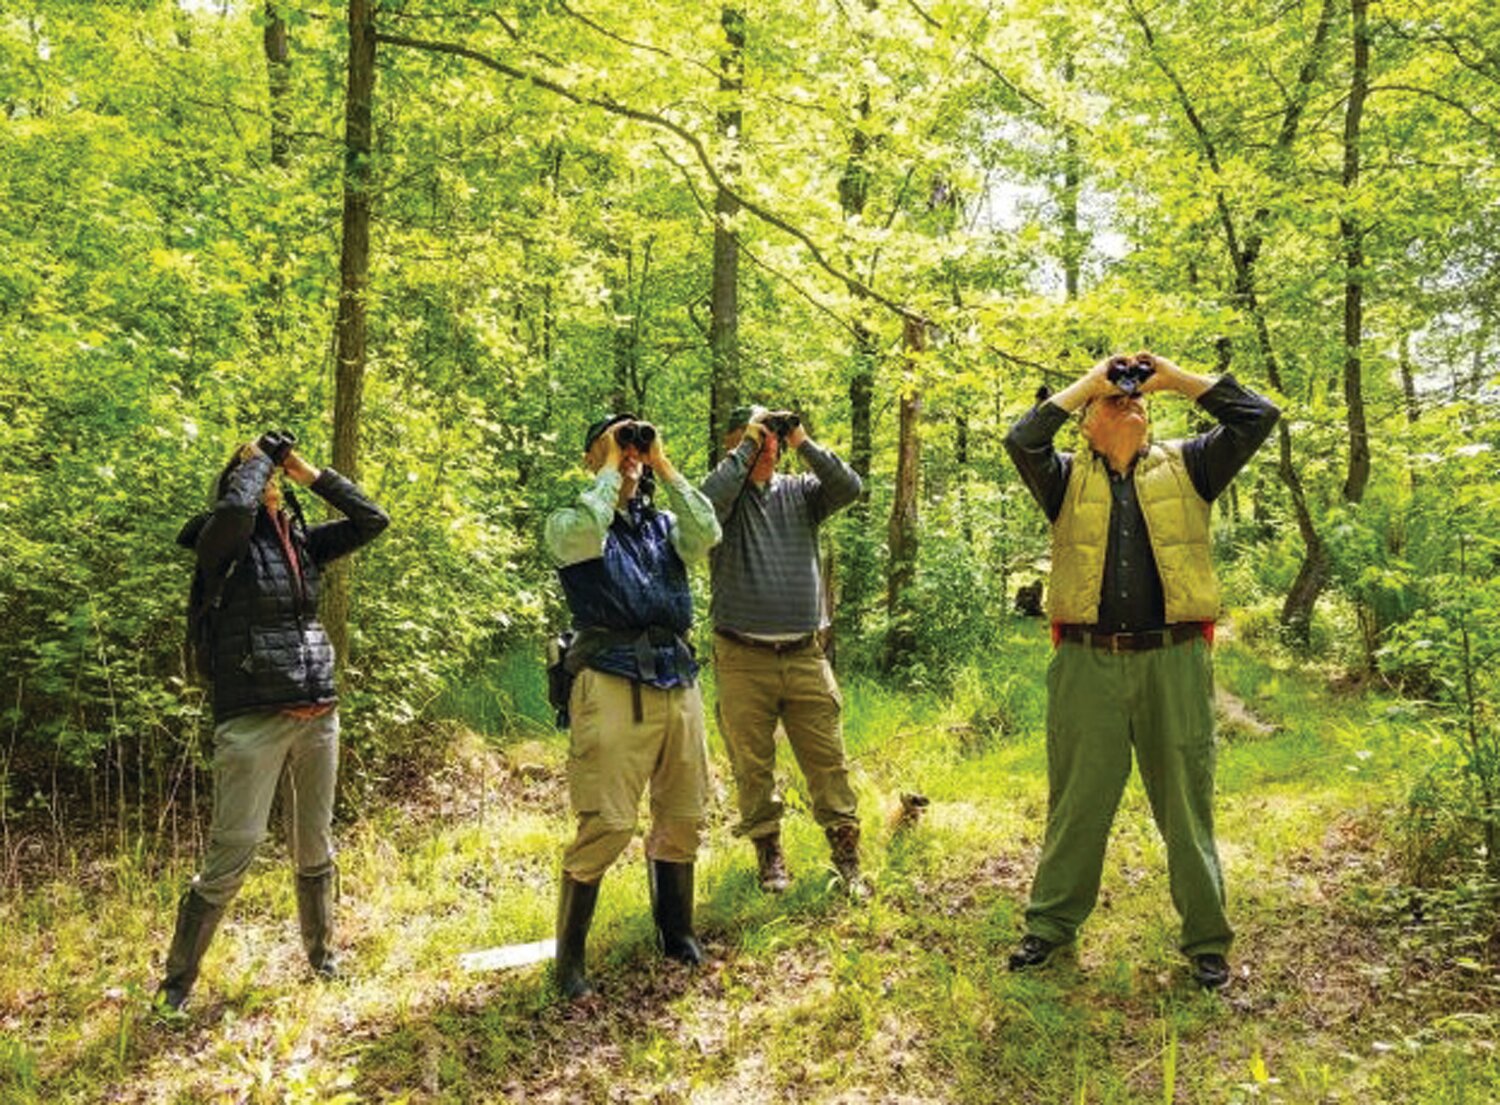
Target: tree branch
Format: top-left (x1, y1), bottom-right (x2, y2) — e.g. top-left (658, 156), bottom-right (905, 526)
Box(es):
top-left (374, 30), bottom-right (924, 323)
top-left (658, 144), bottom-right (862, 340)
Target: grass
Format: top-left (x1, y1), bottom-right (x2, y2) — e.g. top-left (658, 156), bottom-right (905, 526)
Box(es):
top-left (2, 622), bottom-right (1498, 1103)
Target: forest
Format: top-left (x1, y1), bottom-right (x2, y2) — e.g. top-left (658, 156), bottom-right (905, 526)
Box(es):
top-left (1, 0), bottom-right (1498, 1101)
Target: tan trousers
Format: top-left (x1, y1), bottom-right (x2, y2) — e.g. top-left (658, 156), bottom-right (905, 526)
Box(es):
top-left (713, 634), bottom-right (857, 840)
top-left (562, 669), bottom-right (710, 884)
top-left (193, 709), bottom-right (340, 907)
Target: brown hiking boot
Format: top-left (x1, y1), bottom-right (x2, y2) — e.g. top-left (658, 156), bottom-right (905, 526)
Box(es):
top-left (753, 833), bottom-right (791, 894)
top-left (824, 823), bottom-right (869, 899)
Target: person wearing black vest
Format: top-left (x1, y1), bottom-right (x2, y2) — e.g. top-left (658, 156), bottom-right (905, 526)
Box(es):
top-left (156, 435), bottom-right (388, 1012)
top-left (545, 414), bottom-right (721, 1000)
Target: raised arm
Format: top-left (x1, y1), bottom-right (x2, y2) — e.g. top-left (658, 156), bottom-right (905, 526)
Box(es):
top-left (1169, 368), bottom-right (1282, 501)
top-left (544, 467), bottom-right (622, 567)
top-left (195, 448), bottom-right (274, 570)
top-left (700, 435), bottom-right (760, 522)
top-left (292, 448), bottom-right (390, 565)
top-left (786, 424), bottom-right (862, 524)
top-left (646, 434), bottom-right (721, 563)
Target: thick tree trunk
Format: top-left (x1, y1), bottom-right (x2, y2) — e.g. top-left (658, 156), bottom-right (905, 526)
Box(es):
top-left (1340, 0), bottom-right (1371, 504)
top-left (325, 0), bottom-right (376, 668)
top-left (708, 8), bottom-right (744, 462)
top-left (884, 318), bottom-right (924, 672)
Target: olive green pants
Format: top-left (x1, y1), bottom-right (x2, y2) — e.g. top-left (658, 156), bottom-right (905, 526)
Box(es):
top-left (713, 634), bottom-right (857, 841)
top-left (192, 709), bottom-right (340, 908)
top-left (1025, 638), bottom-right (1233, 957)
top-left (562, 669), bottom-right (710, 884)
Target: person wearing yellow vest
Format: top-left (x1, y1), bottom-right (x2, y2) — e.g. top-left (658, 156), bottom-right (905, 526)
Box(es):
top-left (1003, 350), bottom-right (1279, 989)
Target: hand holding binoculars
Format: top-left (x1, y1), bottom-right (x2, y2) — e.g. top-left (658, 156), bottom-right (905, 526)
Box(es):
top-left (256, 429), bottom-right (298, 465)
top-left (1106, 356), bottom-right (1156, 397)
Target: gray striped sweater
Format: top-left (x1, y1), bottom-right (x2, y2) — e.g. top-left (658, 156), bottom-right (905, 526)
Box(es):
top-left (701, 438), bottom-right (862, 634)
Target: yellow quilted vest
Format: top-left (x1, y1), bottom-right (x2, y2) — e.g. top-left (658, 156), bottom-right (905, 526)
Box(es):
top-left (1048, 441), bottom-right (1219, 624)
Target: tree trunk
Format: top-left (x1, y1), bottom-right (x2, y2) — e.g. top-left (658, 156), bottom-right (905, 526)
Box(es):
top-left (265, 2), bottom-right (291, 169)
top-left (325, 0), bottom-right (376, 669)
top-left (884, 317), bottom-right (924, 672)
top-left (708, 8), bottom-right (744, 462)
top-left (258, 2), bottom-right (291, 347)
top-left (1060, 54), bottom-right (1082, 301)
top-left (837, 30), bottom-right (878, 637)
top-left (1340, 0), bottom-right (1371, 503)
top-left (1132, 0), bottom-right (1338, 645)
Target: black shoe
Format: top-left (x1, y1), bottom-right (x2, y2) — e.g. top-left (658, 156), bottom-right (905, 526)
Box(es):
top-left (1007, 934), bottom-right (1059, 971)
top-left (649, 859), bottom-right (704, 966)
top-left (157, 889), bottom-right (226, 1012)
top-left (554, 874), bottom-right (601, 1000)
top-left (1192, 953), bottom-right (1230, 990)
top-left (295, 867), bottom-right (340, 979)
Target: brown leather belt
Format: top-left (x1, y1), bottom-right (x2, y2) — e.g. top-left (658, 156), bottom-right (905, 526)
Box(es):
top-left (1057, 623), bottom-right (1206, 653)
top-left (715, 628), bottom-right (818, 654)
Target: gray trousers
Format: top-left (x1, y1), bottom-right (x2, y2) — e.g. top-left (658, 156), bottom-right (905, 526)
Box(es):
top-left (191, 710), bottom-right (340, 907)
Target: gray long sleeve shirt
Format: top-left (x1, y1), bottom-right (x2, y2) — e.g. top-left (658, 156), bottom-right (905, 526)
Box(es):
top-left (701, 438), bottom-right (863, 635)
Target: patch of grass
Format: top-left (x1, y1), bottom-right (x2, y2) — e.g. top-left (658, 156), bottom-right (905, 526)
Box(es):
top-left (2, 628), bottom-right (1497, 1102)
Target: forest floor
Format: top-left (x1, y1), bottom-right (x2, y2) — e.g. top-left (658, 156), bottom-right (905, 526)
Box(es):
top-left (3, 624), bottom-right (1498, 1104)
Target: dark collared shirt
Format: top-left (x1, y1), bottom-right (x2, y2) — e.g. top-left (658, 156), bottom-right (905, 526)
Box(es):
top-left (1004, 375), bottom-right (1280, 632)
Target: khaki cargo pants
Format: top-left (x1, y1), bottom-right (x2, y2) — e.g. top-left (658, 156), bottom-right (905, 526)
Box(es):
top-left (192, 709), bottom-right (340, 907)
top-left (713, 634), bottom-right (857, 840)
top-left (562, 669), bottom-right (710, 884)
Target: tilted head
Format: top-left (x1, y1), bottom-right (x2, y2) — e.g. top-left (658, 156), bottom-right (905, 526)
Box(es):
top-left (724, 404), bottom-right (780, 482)
top-left (1079, 391), bottom-right (1151, 464)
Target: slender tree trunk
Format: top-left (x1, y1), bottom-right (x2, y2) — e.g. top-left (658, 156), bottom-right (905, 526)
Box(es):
top-left (258, 2), bottom-right (291, 347)
top-left (325, 0), bottom-right (376, 668)
top-left (1060, 54), bottom-right (1082, 300)
top-left (955, 403), bottom-right (973, 547)
top-left (1131, 0), bottom-right (1337, 645)
top-left (265, 3), bottom-right (291, 169)
top-left (884, 317), bottom-right (924, 672)
top-left (1341, 0), bottom-right (1371, 503)
top-left (838, 21), bottom-right (878, 637)
top-left (708, 8), bottom-right (744, 461)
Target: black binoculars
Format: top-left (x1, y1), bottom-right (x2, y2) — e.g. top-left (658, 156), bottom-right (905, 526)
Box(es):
top-left (763, 411), bottom-right (800, 441)
top-left (1106, 357), bottom-right (1155, 396)
top-left (614, 421), bottom-right (656, 450)
top-left (256, 429), bottom-right (298, 465)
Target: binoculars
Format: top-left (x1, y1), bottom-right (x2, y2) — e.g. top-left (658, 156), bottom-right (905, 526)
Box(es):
top-left (762, 411), bottom-right (800, 441)
top-left (1106, 357), bottom-right (1155, 396)
top-left (614, 421), bottom-right (656, 450)
top-left (256, 429), bottom-right (298, 465)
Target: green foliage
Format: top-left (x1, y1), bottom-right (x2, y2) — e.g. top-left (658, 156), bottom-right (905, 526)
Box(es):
top-left (0, 0), bottom-right (1496, 969)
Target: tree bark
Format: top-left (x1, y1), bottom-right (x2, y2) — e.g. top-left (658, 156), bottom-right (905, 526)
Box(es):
top-left (265, 2), bottom-right (291, 169)
top-left (884, 317), bottom-right (924, 672)
top-left (1060, 54), bottom-right (1082, 300)
top-left (1129, 0), bottom-right (1337, 644)
top-left (1340, 0), bottom-right (1371, 503)
top-left (708, 8), bottom-right (743, 462)
top-left (258, 2), bottom-right (292, 347)
top-left (325, 0), bottom-right (376, 669)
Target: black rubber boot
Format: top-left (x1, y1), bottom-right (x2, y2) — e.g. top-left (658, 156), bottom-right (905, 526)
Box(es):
top-left (554, 874), bottom-right (601, 1000)
top-left (295, 867), bottom-right (339, 979)
top-left (157, 889), bottom-right (225, 1012)
top-left (649, 859), bottom-right (704, 966)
